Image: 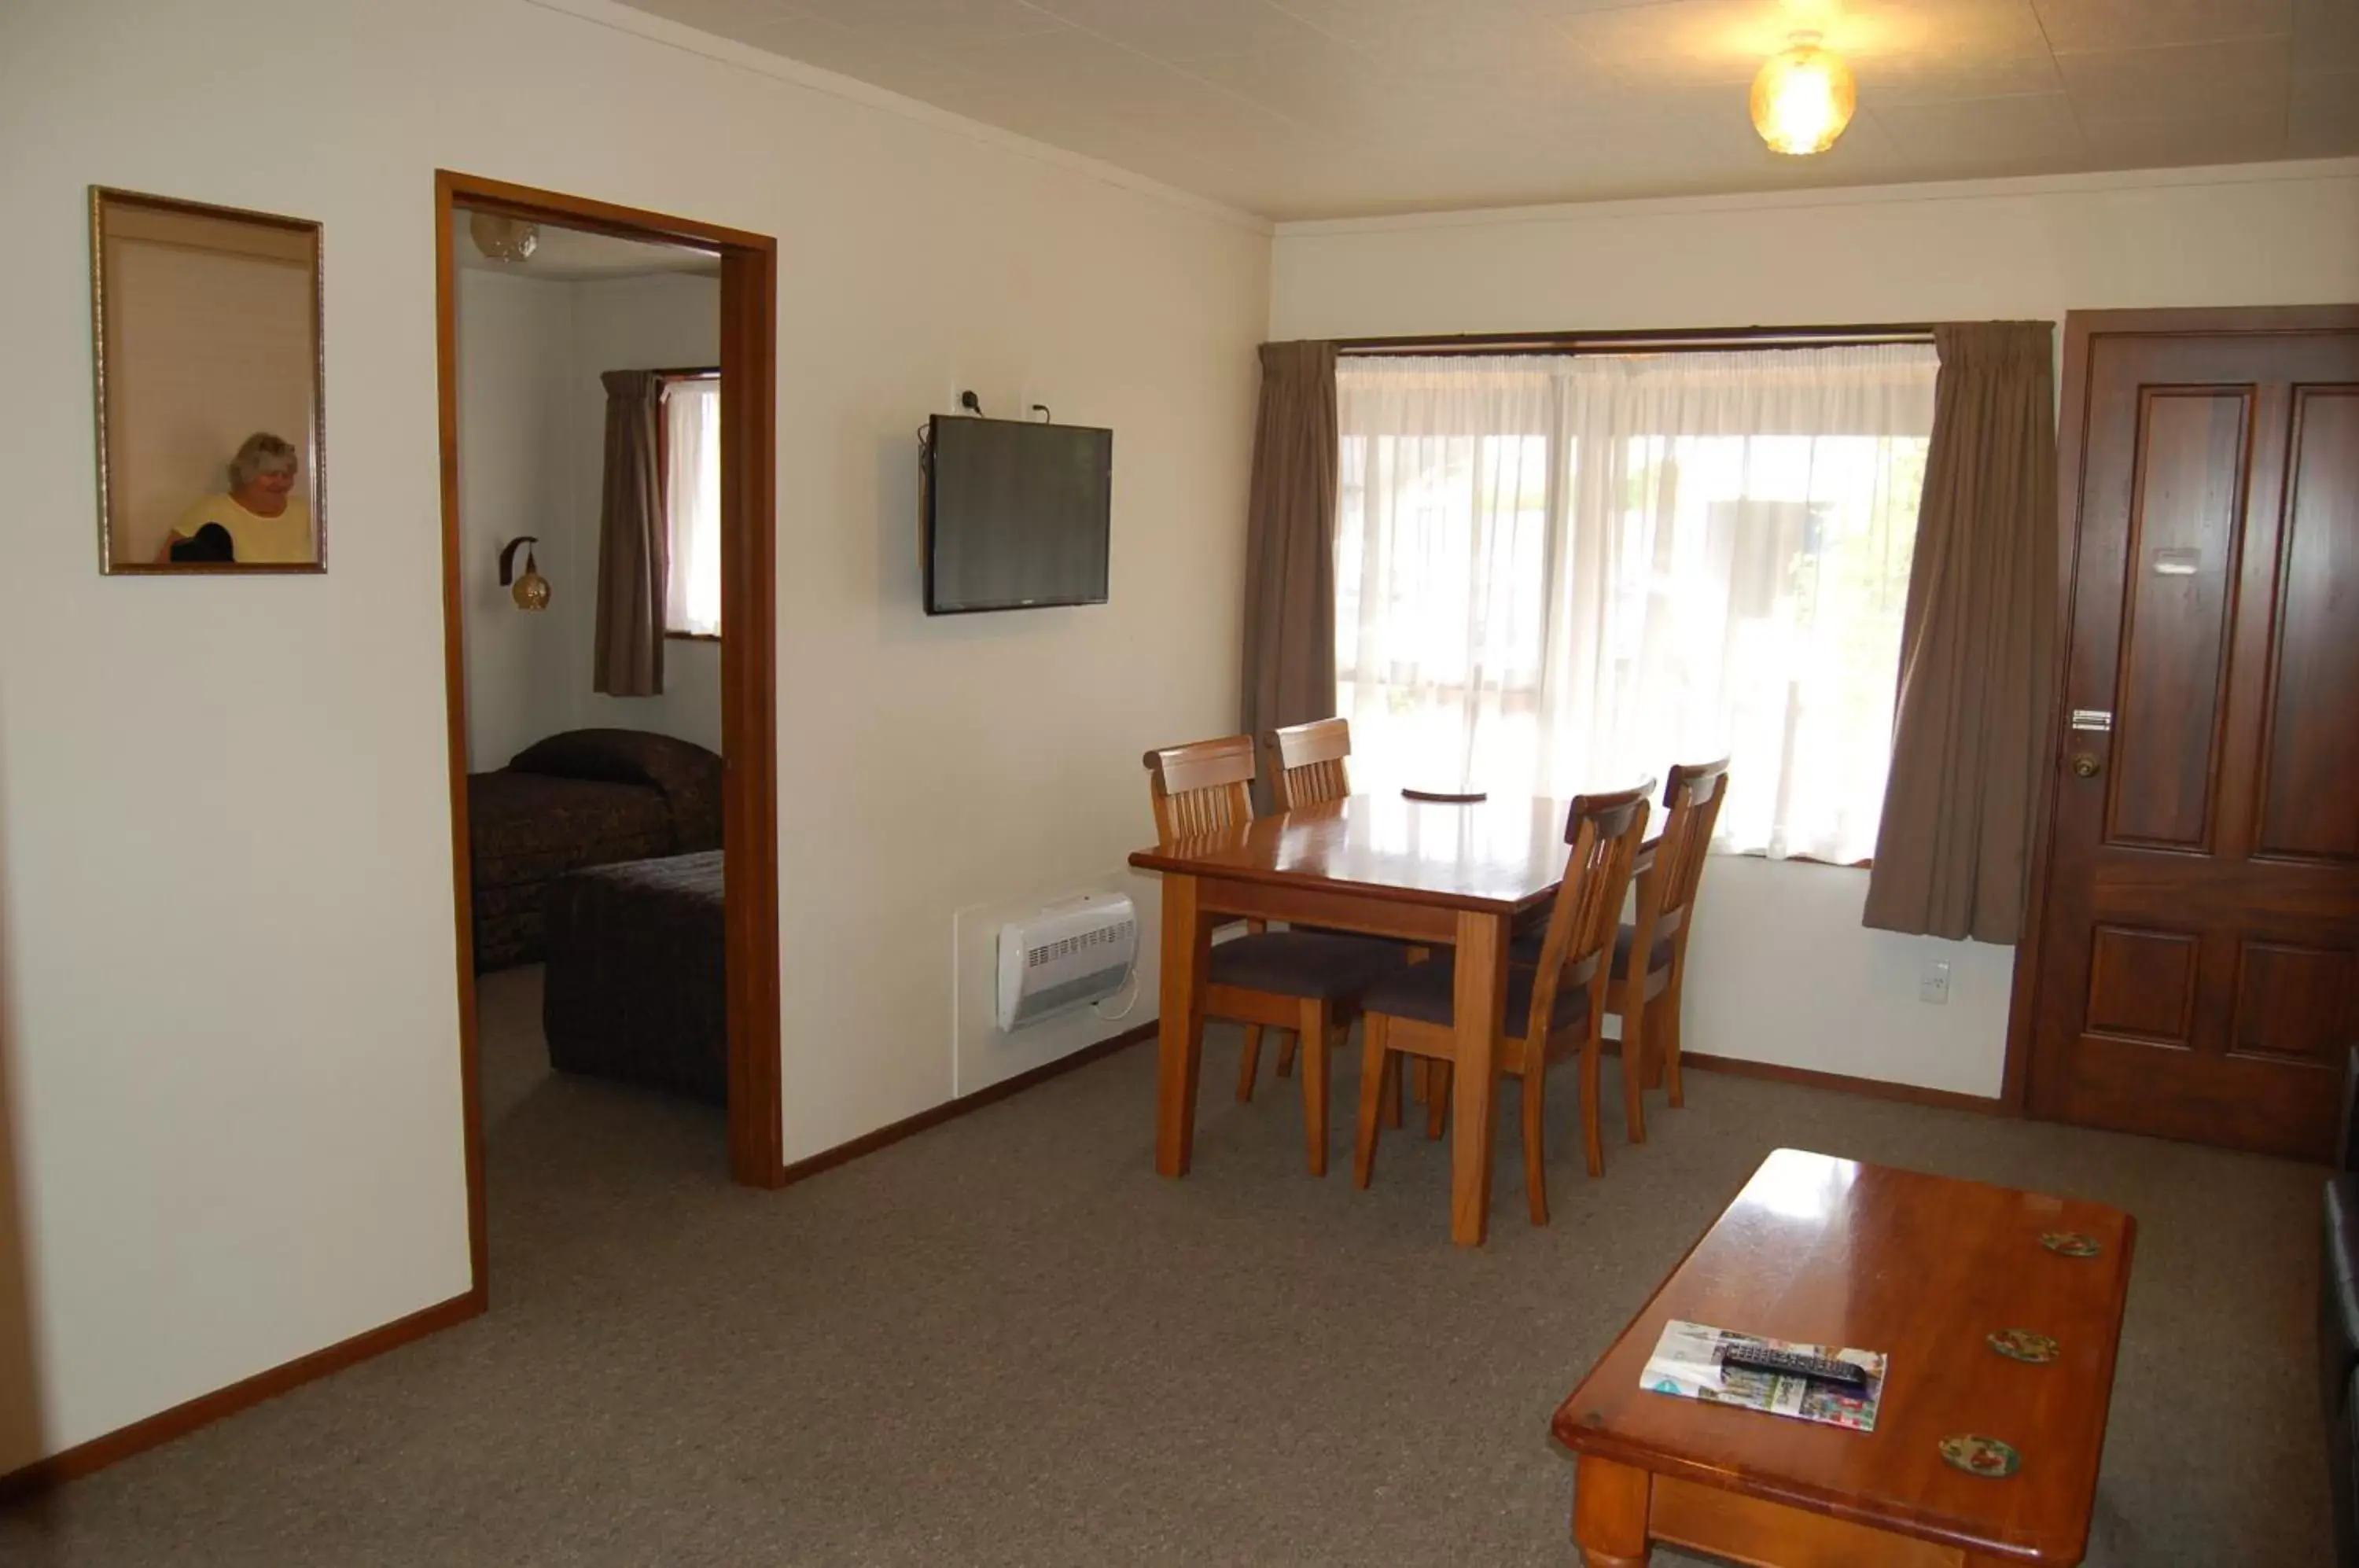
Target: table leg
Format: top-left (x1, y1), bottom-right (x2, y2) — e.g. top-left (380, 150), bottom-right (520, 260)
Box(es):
top-left (1154, 873), bottom-right (1207, 1178)
top-left (1448, 908), bottom-right (1507, 1247)
top-left (1572, 1455), bottom-right (1652, 1567)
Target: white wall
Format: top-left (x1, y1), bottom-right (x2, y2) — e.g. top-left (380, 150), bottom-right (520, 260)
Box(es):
top-left (1271, 158), bottom-right (2359, 1099)
top-left (454, 267), bottom-right (724, 768)
top-left (455, 267), bottom-right (575, 768)
top-left (1272, 160), bottom-right (2359, 339)
top-left (0, 0), bottom-right (1267, 1468)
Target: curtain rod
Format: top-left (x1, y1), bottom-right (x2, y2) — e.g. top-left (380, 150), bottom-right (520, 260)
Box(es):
top-left (1334, 323), bottom-right (1938, 358)
top-left (649, 364), bottom-right (719, 379)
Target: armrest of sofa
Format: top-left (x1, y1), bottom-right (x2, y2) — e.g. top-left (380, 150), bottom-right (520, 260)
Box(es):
top-left (2339, 1045), bottom-right (2359, 1175)
top-left (2325, 1176), bottom-right (2359, 1419)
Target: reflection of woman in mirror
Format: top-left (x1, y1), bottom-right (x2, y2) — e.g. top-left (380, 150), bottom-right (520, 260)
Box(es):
top-left (159, 432), bottom-right (311, 564)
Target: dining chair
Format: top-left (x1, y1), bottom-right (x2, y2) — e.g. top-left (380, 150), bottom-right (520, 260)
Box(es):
top-left (1352, 784), bottom-right (1650, 1224)
top-left (1252, 716), bottom-right (1358, 1088)
top-left (1143, 735), bottom-right (1407, 1175)
top-left (1500, 760), bottom-right (1727, 1147)
top-left (1267, 716), bottom-right (1352, 812)
top-left (1264, 713), bottom-right (1444, 1112)
top-left (1611, 758), bottom-right (1730, 1134)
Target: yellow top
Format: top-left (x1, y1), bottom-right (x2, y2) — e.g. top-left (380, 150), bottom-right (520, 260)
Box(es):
top-left (173, 493), bottom-right (314, 565)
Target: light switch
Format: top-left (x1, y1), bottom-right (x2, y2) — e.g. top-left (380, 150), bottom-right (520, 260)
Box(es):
top-left (1919, 959), bottom-right (1951, 1005)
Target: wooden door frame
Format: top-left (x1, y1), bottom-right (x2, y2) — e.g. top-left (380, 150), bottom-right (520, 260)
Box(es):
top-left (2000, 303), bottom-right (2359, 1117)
top-left (433, 171), bottom-right (785, 1295)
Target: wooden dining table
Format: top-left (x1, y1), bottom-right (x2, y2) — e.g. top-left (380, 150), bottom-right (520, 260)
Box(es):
top-left (1128, 791), bottom-right (1591, 1247)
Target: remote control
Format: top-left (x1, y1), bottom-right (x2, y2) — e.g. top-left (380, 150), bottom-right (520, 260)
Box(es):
top-left (1718, 1345), bottom-right (1871, 1390)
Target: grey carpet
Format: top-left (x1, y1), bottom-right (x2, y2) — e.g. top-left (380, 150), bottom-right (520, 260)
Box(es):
top-left (0, 966), bottom-right (2334, 1566)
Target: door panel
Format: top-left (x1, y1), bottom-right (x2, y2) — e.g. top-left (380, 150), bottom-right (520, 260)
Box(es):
top-left (2084, 925), bottom-right (2198, 1043)
top-left (2230, 941), bottom-right (2352, 1065)
top-left (2107, 389), bottom-right (2247, 849)
top-left (2029, 312), bottom-right (2359, 1161)
top-left (2257, 388), bottom-right (2359, 863)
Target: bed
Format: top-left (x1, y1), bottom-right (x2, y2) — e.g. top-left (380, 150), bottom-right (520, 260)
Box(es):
top-left (541, 850), bottom-right (727, 1103)
top-left (468, 729), bottom-right (723, 972)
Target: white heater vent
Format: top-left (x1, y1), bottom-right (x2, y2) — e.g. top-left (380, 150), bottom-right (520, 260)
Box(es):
top-left (998, 893), bottom-right (1137, 1031)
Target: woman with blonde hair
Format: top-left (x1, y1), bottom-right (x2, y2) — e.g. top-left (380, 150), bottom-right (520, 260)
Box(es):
top-left (160, 432), bottom-right (311, 564)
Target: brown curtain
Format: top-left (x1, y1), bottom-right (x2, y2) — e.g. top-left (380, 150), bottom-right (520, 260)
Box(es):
top-left (1239, 341), bottom-right (1339, 772)
top-left (1864, 322), bottom-right (2059, 943)
top-left (594, 370), bottom-right (667, 697)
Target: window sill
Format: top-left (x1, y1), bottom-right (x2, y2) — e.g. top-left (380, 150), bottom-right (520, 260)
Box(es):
top-left (664, 630), bottom-right (721, 643)
top-left (1733, 848), bottom-right (1874, 870)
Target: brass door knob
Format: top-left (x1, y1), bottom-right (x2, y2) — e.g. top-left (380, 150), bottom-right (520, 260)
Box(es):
top-left (2071, 753), bottom-right (2102, 778)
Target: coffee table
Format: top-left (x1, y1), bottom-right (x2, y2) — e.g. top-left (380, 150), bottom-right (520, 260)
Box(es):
top-left (1551, 1149), bottom-right (2135, 1566)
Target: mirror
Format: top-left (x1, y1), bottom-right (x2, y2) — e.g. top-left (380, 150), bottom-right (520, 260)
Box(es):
top-left (90, 186), bottom-right (326, 573)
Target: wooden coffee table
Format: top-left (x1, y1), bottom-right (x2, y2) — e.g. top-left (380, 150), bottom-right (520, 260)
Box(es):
top-left (1551, 1149), bottom-right (2134, 1566)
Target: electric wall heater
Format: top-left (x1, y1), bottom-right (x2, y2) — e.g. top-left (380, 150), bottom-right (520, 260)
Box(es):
top-left (996, 893), bottom-right (1137, 1031)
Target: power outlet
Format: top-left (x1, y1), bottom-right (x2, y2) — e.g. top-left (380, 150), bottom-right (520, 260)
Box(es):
top-left (1919, 959), bottom-right (1952, 1005)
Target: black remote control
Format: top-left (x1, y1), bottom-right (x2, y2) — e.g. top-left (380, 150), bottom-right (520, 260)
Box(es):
top-left (1718, 1345), bottom-right (1871, 1390)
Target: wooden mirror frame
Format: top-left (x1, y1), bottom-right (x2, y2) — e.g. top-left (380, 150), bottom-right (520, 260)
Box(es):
top-left (90, 186), bottom-right (329, 576)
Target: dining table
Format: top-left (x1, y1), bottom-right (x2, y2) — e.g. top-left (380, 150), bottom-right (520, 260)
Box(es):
top-left (1128, 790), bottom-right (1610, 1247)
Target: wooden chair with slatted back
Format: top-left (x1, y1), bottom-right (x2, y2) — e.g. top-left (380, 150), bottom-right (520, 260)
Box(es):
top-left (1145, 734), bottom-right (1285, 1100)
top-left (1142, 737), bottom-right (1407, 1175)
top-left (1258, 716), bottom-right (1357, 1089)
top-left (1613, 758), bottom-right (1730, 1135)
top-left (1352, 785), bottom-right (1651, 1224)
top-left (1267, 716), bottom-right (1352, 812)
top-left (1265, 714), bottom-right (1437, 1110)
top-left (1145, 734), bottom-right (1257, 839)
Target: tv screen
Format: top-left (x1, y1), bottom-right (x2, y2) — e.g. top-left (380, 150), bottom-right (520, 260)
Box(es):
top-left (925, 414), bottom-right (1112, 614)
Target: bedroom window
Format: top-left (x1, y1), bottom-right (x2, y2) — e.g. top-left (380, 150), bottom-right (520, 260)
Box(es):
top-left (1334, 343), bottom-right (1937, 865)
top-left (662, 376), bottom-right (722, 639)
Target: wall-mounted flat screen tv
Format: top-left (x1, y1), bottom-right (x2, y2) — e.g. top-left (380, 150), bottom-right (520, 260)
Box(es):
top-left (924, 414), bottom-right (1112, 614)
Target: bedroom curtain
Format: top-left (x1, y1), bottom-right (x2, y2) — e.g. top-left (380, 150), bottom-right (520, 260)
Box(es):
top-left (1863, 322), bottom-right (2059, 943)
top-left (1335, 344), bottom-right (1938, 863)
top-left (1240, 341), bottom-right (1341, 779)
top-left (594, 370), bottom-right (667, 697)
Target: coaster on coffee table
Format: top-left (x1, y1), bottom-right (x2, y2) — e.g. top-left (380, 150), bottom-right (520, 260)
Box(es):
top-left (1939, 1434), bottom-right (2021, 1478)
top-left (1987, 1328), bottom-right (2060, 1364)
top-left (2039, 1230), bottom-right (2102, 1257)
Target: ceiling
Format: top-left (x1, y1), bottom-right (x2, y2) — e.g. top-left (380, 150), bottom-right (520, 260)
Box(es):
top-left (453, 212), bottom-right (722, 279)
top-left (618, 0), bottom-right (2359, 220)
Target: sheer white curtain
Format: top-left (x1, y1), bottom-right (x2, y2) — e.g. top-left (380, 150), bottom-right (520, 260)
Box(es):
top-left (662, 378), bottom-right (722, 638)
top-left (1336, 344), bottom-right (1937, 863)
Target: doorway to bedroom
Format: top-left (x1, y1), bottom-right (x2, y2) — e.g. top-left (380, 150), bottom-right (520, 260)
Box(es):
top-left (434, 173), bottom-right (782, 1299)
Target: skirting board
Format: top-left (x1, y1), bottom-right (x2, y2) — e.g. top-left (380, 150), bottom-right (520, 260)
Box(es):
top-left (781, 1018), bottom-right (1159, 1183)
top-left (1679, 1049), bottom-right (2004, 1115)
top-left (0, 1286), bottom-right (485, 1505)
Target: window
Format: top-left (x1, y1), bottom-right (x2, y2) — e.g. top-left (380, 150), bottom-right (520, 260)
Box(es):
top-left (661, 377), bottom-right (722, 638)
top-left (1335, 344), bottom-right (1937, 864)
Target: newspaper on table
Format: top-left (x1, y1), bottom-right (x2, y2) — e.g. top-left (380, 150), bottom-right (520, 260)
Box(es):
top-left (1639, 1319), bottom-right (1886, 1433)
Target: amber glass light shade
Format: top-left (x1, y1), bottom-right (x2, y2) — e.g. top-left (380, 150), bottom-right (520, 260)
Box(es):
top-left (512, 550), bottom-right (550, 611)
top-left (469, 212), bottom-right (540, 263)
top-left (1750, 35), bottom-right (1857, 156)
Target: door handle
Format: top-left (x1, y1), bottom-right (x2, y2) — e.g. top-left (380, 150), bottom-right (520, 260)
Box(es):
top-left (2070, 753), bottom-right (2102, 779)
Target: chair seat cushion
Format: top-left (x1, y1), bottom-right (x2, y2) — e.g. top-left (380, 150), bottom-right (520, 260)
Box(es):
top-left (1209, 931), bottom-right (1408, 1001)
top-left (1361, 955), bottom-right (1591, 1036)
top-left (1507, 921), bottom-right (1673, 977)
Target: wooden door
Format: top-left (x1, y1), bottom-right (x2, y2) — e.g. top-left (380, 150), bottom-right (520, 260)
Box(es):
top-left (2026, 308), bottom-right (2359, 1161)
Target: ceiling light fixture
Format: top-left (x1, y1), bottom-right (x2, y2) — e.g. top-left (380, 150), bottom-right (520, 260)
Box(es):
top-left (469, 212), bottom-right (540, 264)
top-left (1750, 32), bottom-right (1857, 156)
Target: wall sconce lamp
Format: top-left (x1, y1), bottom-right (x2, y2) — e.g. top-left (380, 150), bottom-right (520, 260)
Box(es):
top-left (499, 536), bottom-right (551, 611)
